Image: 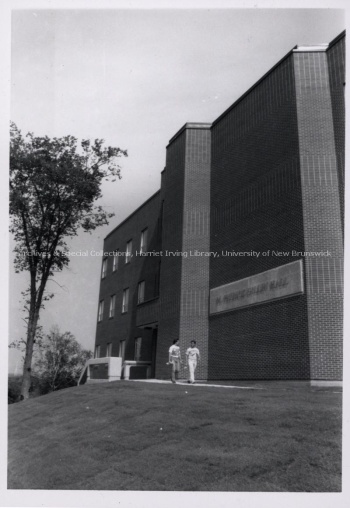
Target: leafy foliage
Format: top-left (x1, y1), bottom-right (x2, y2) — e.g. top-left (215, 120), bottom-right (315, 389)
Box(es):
top-left (10, 122), bottom-right (127, 399)
top-left (34, 326), bottom-right (93, 394)
top-left (10, 122), bottom-right (127, 277)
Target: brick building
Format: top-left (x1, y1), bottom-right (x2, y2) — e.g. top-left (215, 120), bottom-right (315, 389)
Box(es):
top-left (94, 32), bottom-right (344, 383)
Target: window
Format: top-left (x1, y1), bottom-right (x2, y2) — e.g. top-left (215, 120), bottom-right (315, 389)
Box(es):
top-left (125, 240), bottom-right (132, 264)
top-left (95, 345), bottom-right (101, 358)
top-left (122, 288), bottom-right (129, 313)
top-left (113, 251), bottom-right (119, 272)
top-left (98, 300), bottom-right (104, 322)
top-left (119, 340), bottom-right (126, 360)
top-left (134, 337), bottom-right (142, 361)
top-left (101, 258), bottom-right (108, 279)
top-left (106, 343), bottom-right (113, 357)
top-left (137, 281), bottom-right (145, 304)
top-left (140, 228), bottom-right (148, 254)
top-left (109, 295), bottom-right (116, 318)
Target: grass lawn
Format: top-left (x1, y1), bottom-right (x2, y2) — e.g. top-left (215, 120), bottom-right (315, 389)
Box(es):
top-left (8, 380), bottom-right (342, 491)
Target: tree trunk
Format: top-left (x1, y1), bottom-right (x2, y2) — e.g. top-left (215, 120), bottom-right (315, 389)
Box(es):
top-left (20, 312), bottom-right (38, 400)
top-left (20, 267), bottom-right (49, 400)
top-left (20, 271), bottom-right (41, 400)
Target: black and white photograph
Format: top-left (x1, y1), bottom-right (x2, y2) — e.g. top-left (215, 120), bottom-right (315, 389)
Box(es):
top-left (2, 0), bottom-right (349, 506)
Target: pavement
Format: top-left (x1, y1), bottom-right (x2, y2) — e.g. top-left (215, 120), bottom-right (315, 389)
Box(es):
top-left (129, 378), bottom-right (342, 392)
top-left (130, 379), bottom-right (264, 389)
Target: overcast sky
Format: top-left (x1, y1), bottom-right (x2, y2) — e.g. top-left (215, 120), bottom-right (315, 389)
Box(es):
top-left (8, 6), bottom-right (346, 373)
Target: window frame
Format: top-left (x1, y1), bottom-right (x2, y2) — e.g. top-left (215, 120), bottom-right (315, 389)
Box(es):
top-left (134, 337), bottom-right (142, 361)
top-left (137, 280), bottom-right (145, 304)
top-left (98, 300), bottom-right (104, 322)
top-left (101, 258), bottom-right (108, 279)
top-left (140, 228), bottom-right (148, 254)
top-left (109, 294), bottom-right (116, 318)
top-left (112, 250), bottom-right (119, 272)
top-left (125, 240), bottom-right (132, 264)
top-left (95, 345), bottom-right (101, 358)
top-left (119, 340), bottom-right (126, 360)
top-left (106, 342), bottom-right (113, 357)
top-left (122, 288), bottom-right (129, 313)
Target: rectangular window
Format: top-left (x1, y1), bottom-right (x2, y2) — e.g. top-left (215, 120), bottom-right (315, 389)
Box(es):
top-left (101, 258), bottom-right (108, 279)
top-left (137, 281), bottom-right (145, 304)
top-left (106, 343), bottom-right (113, 357)
top-left (122, 288), bottom-right (129, 313)
top-left (112, 251), bottom-right (119, 272)
top-left (140, 228), bottom-right (148, 254)
top-left (95, 345), bottom-right (100, 358)
top-left (125, 240), bottom-right (132, 264)
top-left (109, 295), bottom-right (116, 318)
top-left (134, 337), bottom-right (142, 361)
top-left (119, 340), bottom-right (126, 360)
top-left (98, 300), bottom-right (104, 322)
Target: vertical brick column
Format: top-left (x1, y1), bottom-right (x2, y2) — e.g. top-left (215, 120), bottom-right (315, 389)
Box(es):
top-left (156, 123), bottom-right (211, 380)
top-left (156, 132), bottom-right (186, 379)
top-left (293, 48), bottom-right (343, 381)
top-left (179, 125), bottom-right (211, 380)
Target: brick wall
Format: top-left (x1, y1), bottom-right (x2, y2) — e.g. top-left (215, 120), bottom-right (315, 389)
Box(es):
top-left (94, 32), bottom-right (344, 383)
top-left (94, 191), bottom-right (161, 365)
top-left (156, 132), bottom-right (186, 378)
top-left (156, 124), bottom-right (211, 379)
top-left (327, 32), bottom-right (345, 235)
top-left (209, 54), bottom-right (310, 380)
top-left (179, 126), bottom-right (211, 380)
top-left (293, 47), bottom-right (343, 380)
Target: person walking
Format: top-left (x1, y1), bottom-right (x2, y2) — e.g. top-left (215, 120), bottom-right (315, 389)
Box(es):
top-left (167, 339), bottom-right (182, 383)
top-left (186, 340), bottom-right (200, 384)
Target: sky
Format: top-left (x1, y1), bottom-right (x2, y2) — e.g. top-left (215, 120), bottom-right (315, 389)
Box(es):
top-left (7, 5), bottom-right (346, 374)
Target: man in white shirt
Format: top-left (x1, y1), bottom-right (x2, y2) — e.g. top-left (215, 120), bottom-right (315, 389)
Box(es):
top-left (167, 339), bottom-right (182, 383)
top-left (186, 340), bottom-right (200, 384)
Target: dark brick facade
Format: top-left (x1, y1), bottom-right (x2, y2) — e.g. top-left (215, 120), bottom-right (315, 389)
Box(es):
top-left (156, 124), bottom-right (211, 380)
top-left (327, 32), bottom-right (345, 236)
top-left (209, 53), bottom-right (310, 380)
top-left (95, 191), bottom-right (161, 371)
top-left (94, 32), bottom-right (344, 382)
top-left (294, 42), bottom-right (343, 381)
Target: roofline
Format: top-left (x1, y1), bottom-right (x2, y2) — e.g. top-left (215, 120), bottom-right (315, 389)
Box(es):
top-left (105, 30), bottom-right (345, 242)
top-left (293, 44), bottom-right (329, 53)
top-left (167, 122), bottom-right (212, 147)
top-left (212, 46), bottom-right (297, 128)
top-left (328, 29), bottom-right (346, 48)
top-left (104, 189), bottom-right (161, 241)
top-left (212, 30), bottom-right (345, 128)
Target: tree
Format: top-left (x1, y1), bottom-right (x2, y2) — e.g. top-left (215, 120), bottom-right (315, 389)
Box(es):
top-left (34, 326), bottom-right (93, 393)
top-left (10, 123), bottom-right (127, 399)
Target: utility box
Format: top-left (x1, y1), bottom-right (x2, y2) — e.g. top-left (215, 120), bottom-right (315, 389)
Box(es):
top-left (78, 357), bottom-right (123, 385)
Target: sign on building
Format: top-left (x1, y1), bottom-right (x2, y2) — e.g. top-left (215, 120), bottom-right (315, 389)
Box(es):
top-left (210, 260), bottom-right (304, 314)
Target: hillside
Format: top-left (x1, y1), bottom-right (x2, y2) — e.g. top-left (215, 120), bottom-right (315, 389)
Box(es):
top-left (8, 380), bottom-right (342, 491)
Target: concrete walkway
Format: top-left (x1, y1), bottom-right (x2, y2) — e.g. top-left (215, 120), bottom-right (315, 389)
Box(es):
top-left (130, 379), bottom-right (264, 390)
top-left (129, 379), bottom-right (342, 392)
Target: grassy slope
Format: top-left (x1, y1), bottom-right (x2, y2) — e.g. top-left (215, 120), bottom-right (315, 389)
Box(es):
top-left (8, 381), bottom-right (342, 491)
